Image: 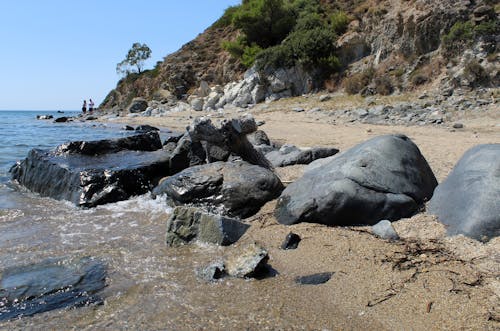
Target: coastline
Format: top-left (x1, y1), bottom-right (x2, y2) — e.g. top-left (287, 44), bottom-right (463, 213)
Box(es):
top-left (92, 92), bottom-right (500, 329)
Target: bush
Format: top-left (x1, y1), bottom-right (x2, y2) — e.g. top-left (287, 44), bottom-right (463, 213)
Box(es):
top-left (214, 5), bottom-right (239, 28)
top-left (241, 44), bottom-right (263, 68)
top-left (464, 60), bottom-right (490, 86)
top-left (442, 21), bottom-right (474, 55)
top-left (330, 10), bottom-right (350, 35)
top-left (374, 76), bottom-right (393, 95)
top-left (343, 68), bottom-right (374, 95)
top-left (410, 72), bottom-right (429, 86)
top-left (221, 37), bottom-right (246, 58)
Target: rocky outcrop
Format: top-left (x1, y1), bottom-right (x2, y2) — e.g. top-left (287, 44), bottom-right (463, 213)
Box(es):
top-left (275, 134), bottom-right (437, 226)
top-left (0, 257), bottom-right (106, 321)
top-left (127, 97), bottom-right (149, 113)
top-left (152, 161), bottom-right (284, 218)
top-left (428, 144), bottom-right (500, 241)
top-left (165, 206), bottom-right (250, 247)
top-left (10, 133), bottom-right (170, 207)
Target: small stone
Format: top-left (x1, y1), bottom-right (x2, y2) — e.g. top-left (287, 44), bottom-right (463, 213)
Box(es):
top-left (224, 242), bottom-right (269, 278)
top-left (295, 272), bottom-right (333, 285)
top-left (293, 107), bottom-right (305, 113)
top-left (372, 220), bottom-right (400, 240)
top-left (319, 94), bottom-right (331, 102)
top-left (196, 261), bottom-right (225, 282)
top-left (281, 232), bottom-right (301, 250)
top-left (452, 123), bottom-right (464, 129)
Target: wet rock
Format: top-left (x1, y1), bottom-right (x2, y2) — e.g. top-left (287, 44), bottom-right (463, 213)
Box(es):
top-left (372, 220), bottom-right (400, 240)
top-left (295, 272), bottom-right (333, 285)
top-left (196, 261), bottom-right (225, 282)
top-left (0, 257), bottom-right (106, 321)
top-left (135, 124), bottom-right (160, 133)
top-left (428, 144), bottom-right (500, 241)
top-left (165, 206), bottom-right (250, 247)
top-left (275, 135), bottom-right (437, 226)
top-left (54, 116), bottom-right (70, 123)
top-left (152, 161), bottom-right (284, 218)
top-left (281, 232), bottom-right (301, 250)
top-left (266, 145), bottom-right (339, 167)
top-left (127, 97), bottom-right (148, 113)
top-left (10, 133), bottom-right (170, 207)
top-left (36, 114), bottom-right (53, 120)
top-left (224, 242), bottom-right (269, 278)
top-left (122, 125), bottom-right (135, 131)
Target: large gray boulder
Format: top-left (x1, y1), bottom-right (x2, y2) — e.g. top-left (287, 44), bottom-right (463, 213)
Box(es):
top-left (428, 144), bottom-right (500, 241)
top-left (127, 97), bottom-right (148, 113)
top-left (165, 206), bottom-right (250, 247)
top-left (275, 134), bottom-right (437, 226)
top-left (11, 133), bottom-right (170, 207)
top-left (265, 145), bottom-right (339, 167)
top-left (152, 161), bottom-right (284, 218)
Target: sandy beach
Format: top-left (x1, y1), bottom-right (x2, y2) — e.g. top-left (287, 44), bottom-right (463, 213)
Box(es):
top-left (96, 93), bottom-right (500, 329)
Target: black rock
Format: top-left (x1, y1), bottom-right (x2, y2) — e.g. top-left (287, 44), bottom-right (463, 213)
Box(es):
top-left (153, 161), bottom-right (284, 218)
top-left (295, 272), bottom-right (333, 285)
top-left (10, 133), bottom-right (170, 207)
top-left (85, 116), bottom-right (98, 121)
top-left (163, 132), bottom-right (184, 146)
top-left (248, 130), bottom-right (271, 146)
top-left (54, 116), bottom-right (70, 123)
top-left (275, 134), bottom-right (437, 226)
top-left (266, 145), bottom-right (339, 167)
top-left (122, 125), bottom-right (135, 131)
top-left (0, 257), bottom-right (106, 321)
top-left (281, 232), bottom-right (301, 250)
top-left (428, 144), bottom-right (500, 241)
top-left (135, 124), bottom-right (160, 133)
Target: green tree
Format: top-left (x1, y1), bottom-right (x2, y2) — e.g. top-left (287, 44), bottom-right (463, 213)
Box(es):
top-left (116, 42), bottom-right (152, 75)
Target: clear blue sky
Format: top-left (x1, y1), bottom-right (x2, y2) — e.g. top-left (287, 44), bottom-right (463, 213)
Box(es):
top-left (0, 0), bottom-right (240, 110)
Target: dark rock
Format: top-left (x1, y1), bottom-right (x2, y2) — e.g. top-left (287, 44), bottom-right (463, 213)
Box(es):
top-left (54, 116), bottom-right (70, 123)
top-left (428, 144), bottom-right (500, 241)
top-left (452, 123), bottom-right (464, 129)
top-left (281, 232), bottom-right (301, 250)
top-left (127, 97), bottom-right (148, 113)
top-left (0, 257), bottom-right (106, 321)
top-left (122, 125), bottom-right (135, 131)
top-left (10, 133), bottom-right (170, 207)
top-left (56, 132), bottom-right (162, 155)
top-left (165, 206), bottom-right (250, 247)
top-left (248, 130), bottom-right (271, 146)
top-left (224, 242), bottom-right (269, 278)
top-left (372, 220), bottom-right (400, 240)
top-left (153, 161), bottom-right (284, 218)
top-left (266, 145), bottom-right (339, 167)
top-left (295, 272), bottom-right (333, 285)
top-left (275, 134), bottom-right (437, 226)
top-left (135, 124), bottom-right (160, 133)
top-left (85, 116), bottom-right (98, 121)
top-left (163, 132), bottom-right (184, 146)
top-left (168, 135), bottom-right (211, 174)
top-left (196, 261), bottom-right (225, 282)
top-left (36, 115), bottom-right (53, 120)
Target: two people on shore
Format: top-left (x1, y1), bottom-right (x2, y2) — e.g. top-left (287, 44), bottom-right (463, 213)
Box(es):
top-left (82, 99), bottom-right (95, 113)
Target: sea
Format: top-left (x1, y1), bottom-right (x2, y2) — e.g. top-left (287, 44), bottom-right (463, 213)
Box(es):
top-left (0, 111), bottom-right (366, 329)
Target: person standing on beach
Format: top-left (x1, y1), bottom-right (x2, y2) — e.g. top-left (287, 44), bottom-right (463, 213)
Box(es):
top-left (82, 100), bottom-right (87, 113)
top-left (89, 99), bottom-right (94, 112)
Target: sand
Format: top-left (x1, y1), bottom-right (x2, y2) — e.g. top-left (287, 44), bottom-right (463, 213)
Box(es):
top-left (102, 94), bottom-right (500, 330)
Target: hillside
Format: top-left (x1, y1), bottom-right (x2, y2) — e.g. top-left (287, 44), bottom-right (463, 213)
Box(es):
top-left (100, 0), bottom-right (498, 112)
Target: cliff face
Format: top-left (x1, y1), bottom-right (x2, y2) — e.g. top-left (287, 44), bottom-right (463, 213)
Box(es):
top-left (101, 0), bottom-right (498, 111)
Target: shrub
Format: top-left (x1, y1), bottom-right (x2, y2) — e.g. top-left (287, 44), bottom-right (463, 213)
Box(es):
top-left (330, 10), bottom-right (350, 35)
top-left (222, 37), bottom-right (246, 58)
top-left (343, 68), bottom-right (374, 95)
top-left (214, 5), bottom-right (239, 28)
top-left (374, 76), bottom-right (393, 95)
top-left (464, 60), bottom-right (489, 86)
top-left (442, 21), bottom-right (474, 55)
top-left (241, 44), bottom-right (263, 68)
top-left (410, 72), bottom-right (429, 86)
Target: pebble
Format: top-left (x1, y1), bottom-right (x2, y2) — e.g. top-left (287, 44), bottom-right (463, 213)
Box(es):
top-left (372, 220), bottom-right (400, 240)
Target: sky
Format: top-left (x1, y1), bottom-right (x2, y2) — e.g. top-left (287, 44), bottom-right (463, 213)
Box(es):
top-left (0, 0), bottom-right (240, 110)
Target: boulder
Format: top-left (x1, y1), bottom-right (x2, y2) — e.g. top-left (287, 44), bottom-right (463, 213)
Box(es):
top-left (54, 116), bottom-right (70, 123)
top-left (152, 161), bottom-right (284, 218)
top-left (10, 133), bottom-right (170, 207)
top-left (266, 145), bottom-right (339, 167)
top-left (0, 257), bottom-right (106, 321)
top-left (224, 242), bottom-right (269, 278)
top-left (165, 206), bottom-right (250, 247)
top-left (275, 134), bottom-right (437, 226)
top-left (127, 97), bottom-right (148, 113)
top-left (248, 130), bottom-right (271, 146)
top-left (428, 144), bottom-right (500, 241)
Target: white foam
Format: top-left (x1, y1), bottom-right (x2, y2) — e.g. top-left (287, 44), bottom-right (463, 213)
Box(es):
top-left (95, 193), bottom-right (172, 215)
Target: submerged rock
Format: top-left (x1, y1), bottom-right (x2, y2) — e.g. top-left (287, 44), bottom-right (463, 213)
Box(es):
top-left (428, 144), bottom-right (500, 241)
top-left (275, 134), bottom-right (437, 226)
top-left (153, 161), bottom-right (284, 218)
top-left (10, 133), bottom-right (170, 207)
top-left (165, 206), bottom-right (250, 247)
top-left (0, 257), bottom-right (106, 321)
